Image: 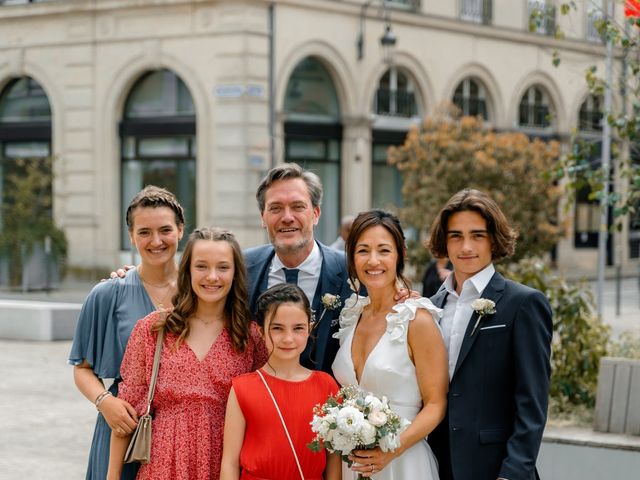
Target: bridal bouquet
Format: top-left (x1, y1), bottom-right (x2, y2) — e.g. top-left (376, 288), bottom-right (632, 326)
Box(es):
top-left (308, 385), bottom-right (408, 469)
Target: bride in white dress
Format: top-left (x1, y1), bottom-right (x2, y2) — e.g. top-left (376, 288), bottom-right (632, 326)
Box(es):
top-left (331, 210), bottom-right (448, 480)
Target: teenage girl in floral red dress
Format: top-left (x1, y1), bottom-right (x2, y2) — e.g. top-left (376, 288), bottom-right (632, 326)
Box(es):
top-left (107, 227), bottom-right (268, 480)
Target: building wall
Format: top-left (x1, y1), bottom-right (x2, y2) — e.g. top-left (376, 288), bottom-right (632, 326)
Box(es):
top-left (0, 0), bottom-right (635, 274)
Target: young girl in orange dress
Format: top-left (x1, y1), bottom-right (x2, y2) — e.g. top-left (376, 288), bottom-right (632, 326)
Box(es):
top-left (107, 227), bottom-right (268, 480)
top-left (220, 283), bottom-right (341, 480)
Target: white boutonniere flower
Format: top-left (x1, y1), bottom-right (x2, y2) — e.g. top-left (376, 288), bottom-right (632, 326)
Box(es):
top-left (312, 293), bottom-right (342, 329)
top-left (470, 298), bottom-right (496, 336)
top-left (322, 293), bottom-right (342, 311)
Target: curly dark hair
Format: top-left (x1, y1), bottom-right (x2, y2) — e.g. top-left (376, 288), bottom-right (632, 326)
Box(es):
top-left (154, 227), bottom-right (251, 353)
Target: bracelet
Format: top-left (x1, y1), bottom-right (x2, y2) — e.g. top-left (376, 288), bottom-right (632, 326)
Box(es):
top-left (95, 390), bottom-right (113, 411)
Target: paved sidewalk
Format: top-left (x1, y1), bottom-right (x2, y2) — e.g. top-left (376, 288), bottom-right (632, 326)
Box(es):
top-left (0, 340), bottom-right (94, 480)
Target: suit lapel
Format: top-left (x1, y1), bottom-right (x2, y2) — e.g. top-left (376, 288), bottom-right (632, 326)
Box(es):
top-left (309, 244), bottom-right (344, 367)
top-left (248, 248), bottom-right (275, 316)
top-left (452, 272), bottom-right (505, 379)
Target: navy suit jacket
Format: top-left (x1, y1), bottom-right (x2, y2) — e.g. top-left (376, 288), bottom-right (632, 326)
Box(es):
top-left (427, 271), bottom-right (552, 480)
top-left (244, 241), bottom-right (352, 374)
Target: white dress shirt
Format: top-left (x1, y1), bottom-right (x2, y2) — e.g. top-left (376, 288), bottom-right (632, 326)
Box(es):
top-left (268, 241), bottom-right (322, 306)
top-left (440, 263), bottom-right (495, 380)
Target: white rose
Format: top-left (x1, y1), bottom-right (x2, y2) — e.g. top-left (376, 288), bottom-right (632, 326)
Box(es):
top-left (336, 406), bottom-right (366, 436)
top-left (364, 395), bottom-right (384, 413)
top-left (368, 410), bottom-right (388, 427)
top-left (359, 421), bottom-right (377, 445)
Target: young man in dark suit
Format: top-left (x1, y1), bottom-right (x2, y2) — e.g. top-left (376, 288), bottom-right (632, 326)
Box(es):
top-left (427, 189), bottom-right (552, 480)
top-left (244, 163), bottom-right (353, 373)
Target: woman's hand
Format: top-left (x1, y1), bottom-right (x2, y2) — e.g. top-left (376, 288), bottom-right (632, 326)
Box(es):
top-left (100, 395), bottom-right (138, 436)
top-left (348, 447), bottom-right (399, 477)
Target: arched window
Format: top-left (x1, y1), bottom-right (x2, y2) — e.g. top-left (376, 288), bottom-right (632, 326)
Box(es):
top-left (518, 85), bottom-right (552, 129)
top-left (0, 77), bottom-right (52, 225)
top-left (283, 57), bottom-right (341, 244)
top-left (374, 67), bottom-right (418, 118)
top-left (370, 67), bottom-right (419, 210)
top-left (453, 77), bottom-right (489, 120)
top-left (119, 69), bottom-right (196, 249)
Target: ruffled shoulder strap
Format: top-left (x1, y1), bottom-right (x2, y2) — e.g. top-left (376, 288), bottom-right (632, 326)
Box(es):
top-left (332, 293), bottom-right (370, 342)
top-left (385, 297), bottom-right (443, 343)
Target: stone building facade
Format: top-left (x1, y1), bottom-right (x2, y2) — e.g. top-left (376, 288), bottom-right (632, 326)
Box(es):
top-left (0, 0), bottom-right (636, 275)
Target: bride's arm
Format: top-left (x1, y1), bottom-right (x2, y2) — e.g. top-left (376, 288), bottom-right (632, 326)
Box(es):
top-left (400, 309), bottom-right (448, 449)
top-left (349, 309), bottom-right (448, 476)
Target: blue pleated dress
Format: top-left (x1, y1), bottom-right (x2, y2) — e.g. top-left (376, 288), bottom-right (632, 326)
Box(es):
top-left (68, 268), bottom-right (156, 480)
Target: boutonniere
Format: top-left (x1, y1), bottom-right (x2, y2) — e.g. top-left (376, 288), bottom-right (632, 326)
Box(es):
top-left (311, 293), bottom-right (342, 329)
top-left (470, 298), bottom-right (496, 336)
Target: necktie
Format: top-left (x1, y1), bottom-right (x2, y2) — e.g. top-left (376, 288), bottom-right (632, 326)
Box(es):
top-left (283, 268), bottom-right (299, 285)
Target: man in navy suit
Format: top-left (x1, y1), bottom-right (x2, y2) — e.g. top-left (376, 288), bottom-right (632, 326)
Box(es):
top-left (244, 163), bottom-right (353, 373)
top-left (427, 189), bottom-right (552, 480)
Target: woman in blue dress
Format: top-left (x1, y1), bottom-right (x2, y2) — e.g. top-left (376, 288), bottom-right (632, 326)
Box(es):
top-left (68, 185), bottom-right (185, 480)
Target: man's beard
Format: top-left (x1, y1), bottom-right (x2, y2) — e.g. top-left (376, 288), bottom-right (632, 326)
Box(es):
top-left (272, 235), bottom-right (312, 256)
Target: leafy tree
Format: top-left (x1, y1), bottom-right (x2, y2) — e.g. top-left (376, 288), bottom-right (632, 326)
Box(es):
top-left (546, 1), bottom-right (640, 229)
top-left (388, 106), bottom-right (562, 267)
top-left (0, 156), bottom-right (67, 287)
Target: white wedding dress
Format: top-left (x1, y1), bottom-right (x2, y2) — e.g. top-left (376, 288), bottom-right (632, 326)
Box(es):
top-left (331, 294), bottom-right (442, 480)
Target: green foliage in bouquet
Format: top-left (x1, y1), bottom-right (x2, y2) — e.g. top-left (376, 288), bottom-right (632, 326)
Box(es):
top-left (0, 156), bottom-right (67, 287)
top-left (505, 258), bottom-right (610, 410)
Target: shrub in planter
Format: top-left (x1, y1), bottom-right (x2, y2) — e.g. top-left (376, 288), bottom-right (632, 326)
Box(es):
top-left (505, 258), bottom-right (610, 410)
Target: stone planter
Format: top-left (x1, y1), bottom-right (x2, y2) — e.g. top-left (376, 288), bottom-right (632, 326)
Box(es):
top-left (594, 357), bottom-right (640, 435)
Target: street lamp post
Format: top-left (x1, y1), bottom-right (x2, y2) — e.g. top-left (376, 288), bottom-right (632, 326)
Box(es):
top-left (357, 0), bottom-right (397, 62)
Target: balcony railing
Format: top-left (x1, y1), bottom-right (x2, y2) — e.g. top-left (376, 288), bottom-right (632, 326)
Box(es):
top-left (375, 88), bottom-right (417, 118)
top-left (460, 0), bottom-right (492, 25)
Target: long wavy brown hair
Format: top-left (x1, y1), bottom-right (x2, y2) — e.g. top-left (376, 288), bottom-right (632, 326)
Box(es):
top-left (153, 227), bottom-right (251, 353)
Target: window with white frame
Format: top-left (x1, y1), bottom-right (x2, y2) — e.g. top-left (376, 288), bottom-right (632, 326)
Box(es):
top-left (518, 85), bottom-right (553, 129)
top-left (460, 0), bottom-right (492, 24)
top-left (586, 0), bottom-right (604, 42)
top-left (453, 77), bottom-right (489, 120)
top-left (374, 67), bottom-right (418, 118)
top-left (527, 0), bottom-right (556, 36)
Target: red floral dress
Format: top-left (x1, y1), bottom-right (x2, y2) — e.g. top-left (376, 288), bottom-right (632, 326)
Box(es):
top-left (119, 312), bottom-right (268, 480)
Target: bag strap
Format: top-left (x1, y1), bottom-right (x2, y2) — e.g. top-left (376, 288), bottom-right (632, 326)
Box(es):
top-left (144, 322), bottom-right (165, 416)
top-left (256, 369), bottom-right (305, 480)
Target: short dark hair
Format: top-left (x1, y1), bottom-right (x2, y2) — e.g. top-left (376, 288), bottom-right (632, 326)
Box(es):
top-left (125, 185), bottom-right (185, 230)
top-left (428, 189), bottom-right (517, 262)
top-left (255, 163), bottom-right (323, 212)
top-left (345, 209), bottom-right (411, 291)
top-left (255, 283), bottom-right (311, 329)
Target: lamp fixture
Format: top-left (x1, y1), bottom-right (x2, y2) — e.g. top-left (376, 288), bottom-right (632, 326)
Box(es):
top-left (357, 0), bottom-right (397, 62)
